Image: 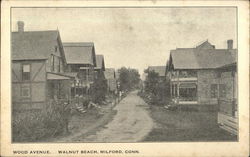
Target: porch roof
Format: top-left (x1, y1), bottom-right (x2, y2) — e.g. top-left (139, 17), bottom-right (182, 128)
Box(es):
top-left (47, 73), bottom-right (72, 80)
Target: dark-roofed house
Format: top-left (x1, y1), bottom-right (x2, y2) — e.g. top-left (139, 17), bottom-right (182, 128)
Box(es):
top-left (148, 66), bottom-right (166, 81)
top-left (63, 42), bottom-right (97, 97)
top-left (167, 40), bottom-right (237, 110)
top-left (12, 22), bottom-right (72, 110)
top-left (104, 68), bottom-right (117, 93)
top-left (94, 55), bottom-right (105, 80)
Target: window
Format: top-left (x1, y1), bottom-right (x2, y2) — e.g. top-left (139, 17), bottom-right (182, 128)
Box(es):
top-left (51, 55), bottom-right (54, 72)
top-left (22, 64), bottom-right (30, 81)
top-left (219, 84), bottom-right (226, 98)
top-left (211, 84), bottom-right (218, 98)
top-left (21, 85), bottom-right (30, 98)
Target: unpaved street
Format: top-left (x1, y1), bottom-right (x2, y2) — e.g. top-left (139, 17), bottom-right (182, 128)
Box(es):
top-left (78, 90), bottom-right (154, 142)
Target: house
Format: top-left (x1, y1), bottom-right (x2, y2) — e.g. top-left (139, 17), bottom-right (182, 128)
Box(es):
top-left (63, 42), bottom-right (97, 97)
top-left (217, 62), bottom-right (237, 135)
top-left (94, 54), bottom-right (106, 80)
top-left (12, 21), bottom-right (72, 110)
top-left (148, 66), bottom-right (166, 82)
top-left (167, 40), bottom-right (237, 110)
top-left (104, 68), bottom-right (117, 93)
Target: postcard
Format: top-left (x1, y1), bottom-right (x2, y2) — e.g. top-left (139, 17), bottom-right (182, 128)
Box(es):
top-left (1, 0), bottom-right (249, 156)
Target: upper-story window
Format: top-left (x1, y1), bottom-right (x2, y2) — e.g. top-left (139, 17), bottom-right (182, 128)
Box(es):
top-left (51, 55), bottom-right (55, 72)
top-left (22, 64), bottom-right (31, 81)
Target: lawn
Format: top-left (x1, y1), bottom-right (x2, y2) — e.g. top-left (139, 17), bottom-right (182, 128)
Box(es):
top-left (143, 105), bottom-right (237, 142)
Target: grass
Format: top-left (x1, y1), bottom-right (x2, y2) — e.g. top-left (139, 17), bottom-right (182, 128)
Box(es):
top-left (143, 105), bottom-right (237, 142)
top-left (44, 103), bottom-right (117, 142)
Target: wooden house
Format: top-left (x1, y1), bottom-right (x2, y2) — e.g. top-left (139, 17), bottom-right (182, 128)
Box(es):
top-left (167, 40), bottom-right (237, 109)
top-left (104, 68), bottom-right (117, 93)
top-left (63, 42), bottom-right (97, 97)
top-left (94, 55), bottom-right (106, 80)
top-left (148, 66), bottom-right (166, 82)
top-left (12, 22), bottom-right (72, 110)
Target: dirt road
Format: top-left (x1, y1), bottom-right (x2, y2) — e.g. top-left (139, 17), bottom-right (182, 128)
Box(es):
top-left (78, 90), bottom-right (154, 142)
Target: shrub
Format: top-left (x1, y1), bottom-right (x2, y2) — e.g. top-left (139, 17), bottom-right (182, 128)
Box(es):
top-left (12, 100), bottom-right (71, 142)
top-left (90, 77), bottom-right (107, 104)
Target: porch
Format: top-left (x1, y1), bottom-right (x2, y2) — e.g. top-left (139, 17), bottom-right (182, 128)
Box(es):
top-left (171, 82), bottom-right (198, 105)
top-left (218, 98), bottom-right (238, 135)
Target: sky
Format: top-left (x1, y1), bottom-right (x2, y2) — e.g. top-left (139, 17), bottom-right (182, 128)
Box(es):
top-left (11, 7), bottom-right (237, 75)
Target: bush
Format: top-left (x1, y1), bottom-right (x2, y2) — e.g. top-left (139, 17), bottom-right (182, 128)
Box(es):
top-left (12, 100), bottom-right (71, 142)
top-left (90, 77), bottom-right (107, 104)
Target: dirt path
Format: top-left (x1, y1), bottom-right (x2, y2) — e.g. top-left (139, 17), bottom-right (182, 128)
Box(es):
top-left (77, 90), bottom-right (154, 142)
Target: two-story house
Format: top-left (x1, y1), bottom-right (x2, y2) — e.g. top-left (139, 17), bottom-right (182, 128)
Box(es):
top-left (63, 42), bottom-right (97, 97)
top-left (167, 40), bottom-right (237, 111)
top-left (12, 21), bottom-right (72, 110)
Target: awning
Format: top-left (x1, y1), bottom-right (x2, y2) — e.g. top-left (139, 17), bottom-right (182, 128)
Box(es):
top-left (80, 67), bottom-right (90, 70)
top-left (179, 83), bottom-right (197, 88)
top-left (47, 73), bottom-right (71, 80)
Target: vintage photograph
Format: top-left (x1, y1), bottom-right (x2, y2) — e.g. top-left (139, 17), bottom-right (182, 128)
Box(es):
top-left (11, 7), bottom-right (238, 143)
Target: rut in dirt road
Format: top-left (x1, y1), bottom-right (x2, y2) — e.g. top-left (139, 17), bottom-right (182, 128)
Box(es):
top-left (80, 90), bottom-right (154, 142)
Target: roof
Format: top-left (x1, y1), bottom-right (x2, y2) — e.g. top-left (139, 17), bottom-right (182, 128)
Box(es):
top-left (47, 72), bottom-right (71, 80)
top-left (95, 55), bottom-right (105, 70)
top-left (12, 31), bottom-right (59, 60)
top-left (104, 68), bottom-right (116, 79)
top-left (148, 66), bottom-right (166, 77)
top-left (63, 72), bottom-right (78, 78)
top-left (170, 40), bottom-right (237, 70)
top-left (195, 40), bottom-right (215, 49)
top-left (170, 48), bottom-right (237, 69)
top-left (63, 42), bottom-right (96, 66)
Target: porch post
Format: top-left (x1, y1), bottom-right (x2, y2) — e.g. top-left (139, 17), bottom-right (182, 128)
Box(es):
top-left (74, 80), bottom-right (76, 97)
top-left (170, 72), bottom-right (172, 99)
top-left (177, 71), bottom-right (180, 105)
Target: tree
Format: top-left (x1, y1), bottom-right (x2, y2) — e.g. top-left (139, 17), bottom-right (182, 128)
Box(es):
top-left (118, 67), bottom-right (141, 91)
top-left (91, 74), bottom-right (108, 104)
top-left (144, 70), bottom-right (159, 96)
top-left (144, 69), bottom-right (171, 105)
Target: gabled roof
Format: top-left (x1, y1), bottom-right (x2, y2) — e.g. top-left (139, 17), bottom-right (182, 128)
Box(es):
top-left (195, 40), bottom-right (215, 49)
top-left (170, 48), bottom-right (237, 70)
top-left (95, 55), bottom-right (105, 70)
top-left (12, 30), bottom-right (60, 60)
top-left (63, 42), bottom-right (96, 66)
top-left (104, 68), bottom-right (116, 79)
top-left (148, 66), bottom-right (166, 77)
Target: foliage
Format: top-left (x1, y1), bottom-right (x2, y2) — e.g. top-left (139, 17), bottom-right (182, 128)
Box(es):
top-left (118, 67), bottom-right (140, 91)
top-left (91, 75), bottom-right (108, 104)
top-left (12, 100), bottom-right (71, 142)
top-left (143, 69), bottom-right (171, 105)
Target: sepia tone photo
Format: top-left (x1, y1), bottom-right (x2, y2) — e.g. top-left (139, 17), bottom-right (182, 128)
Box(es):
top-left (10, 7), bottom-right (239, 143)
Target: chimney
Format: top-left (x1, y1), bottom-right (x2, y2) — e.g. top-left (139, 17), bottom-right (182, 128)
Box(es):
top-left (227, 39), bottom-right (233, 49)
top-left (17, 21), bottom-right (24, 32)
